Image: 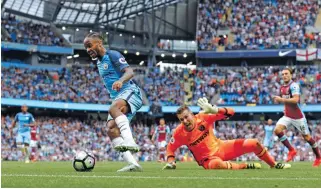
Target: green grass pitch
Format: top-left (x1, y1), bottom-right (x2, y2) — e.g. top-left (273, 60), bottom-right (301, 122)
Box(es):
top-left (1, 161), bottom-right (320, 188)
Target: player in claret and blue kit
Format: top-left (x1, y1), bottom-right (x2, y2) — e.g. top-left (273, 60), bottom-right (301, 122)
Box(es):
top-left (273, 68), bottom-right (321, 167)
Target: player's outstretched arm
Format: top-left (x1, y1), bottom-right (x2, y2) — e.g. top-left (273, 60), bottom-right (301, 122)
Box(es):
top-left (197, 97), bottom-right (234, 118)
top-left (162, 132), bottom-right (183, 170)
top-left (197, 97), bottom-right (218, 114)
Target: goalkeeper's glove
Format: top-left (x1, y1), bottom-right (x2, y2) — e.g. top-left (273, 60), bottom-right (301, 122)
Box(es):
top-left (162, 162), bottom-right (176, 170)
top-left (197, 97), bottom-right (218, 114)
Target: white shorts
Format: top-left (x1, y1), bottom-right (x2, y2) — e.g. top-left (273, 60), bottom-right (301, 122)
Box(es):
top-left (276, 116), bottom-right (310, 135)
top-left (30, 140), bottom-right (38, 148)
top-left (158, 141), bottom-right (167, 148)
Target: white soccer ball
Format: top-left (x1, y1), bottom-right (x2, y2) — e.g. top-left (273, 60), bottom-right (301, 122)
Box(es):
top-left (73, 151), bottom-right (95, 172)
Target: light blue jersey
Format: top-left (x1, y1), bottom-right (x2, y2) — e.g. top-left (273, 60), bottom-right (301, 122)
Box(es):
top-left (97, 50), bottom-right (143, 122)
top-left (263, 125), bottom-right (275, 149)
top-left (14, 112), bottom-right (35, 144)
top-left (97, 50), bottom-right (140, 99)
top-left (14, 112), bottom-right (35, 133)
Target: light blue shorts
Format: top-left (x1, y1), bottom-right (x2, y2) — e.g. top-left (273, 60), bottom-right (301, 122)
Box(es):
top-left (263, 137), bottom-right (274, 149)
top-left (16, 132), bottom-right (31, 144)
top-left (107, 88), bottom-right (143, 122)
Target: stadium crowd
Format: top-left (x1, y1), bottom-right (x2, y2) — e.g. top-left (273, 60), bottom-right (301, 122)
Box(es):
top-left (1, 115), bottom-right (320, 162)
top-left (197, 0), bottom-right (321, 50)
top-left (1, 14), bottom-right (65, 46)
top-left (1, 65), bottom-right (112, 104)
top-left (1, 65), bottom-right (320, 105)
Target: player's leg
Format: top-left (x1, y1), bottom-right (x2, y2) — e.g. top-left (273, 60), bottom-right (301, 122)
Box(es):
top-left (16, 133), bottom-right (26, 161)
top-left (275, 116), bottom-right (296, 162)
top-left (23, 132), bottom-right (31, 163)
top-left (156, 142), bottom-right (161, 161)
top-left (203, 157), bottom-right (250, 170)
top-left (109, 90), bottom-right (142, 152)
top-left (30, 140), bottom-right (37, 162)
top-left (107, 120), bottom-right (142, 172)
top-left (158, 141), bottom-right (166, 162)
top-left (217, 139), bottom-right (290, 169)
top-left (24, 143), bottom-right (30, 163)
top-left (302, 134), bottom-right (321, 167)
top-left (293, 118), bottom-right (321, 167)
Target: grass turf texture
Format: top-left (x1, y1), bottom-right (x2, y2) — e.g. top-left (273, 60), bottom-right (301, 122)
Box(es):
top-left (1, 161), bottom-right (320, 188)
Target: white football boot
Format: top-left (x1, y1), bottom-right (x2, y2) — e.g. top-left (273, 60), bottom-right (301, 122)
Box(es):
top-left (114, 141), bottom-right (140, 153)
top-left (117, 164), bottom-right (143, 172)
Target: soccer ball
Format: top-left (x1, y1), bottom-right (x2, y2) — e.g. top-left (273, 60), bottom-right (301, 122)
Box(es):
top-left (73, 151), bottom-right (95, 172)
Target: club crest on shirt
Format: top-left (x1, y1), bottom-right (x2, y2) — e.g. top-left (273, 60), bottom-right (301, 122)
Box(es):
top-left (103, 63), bottom-right (108, 70)
top-left (119, 58), bottom-right (127, 64)
top-left (198, 125), bottom-right (205, 131)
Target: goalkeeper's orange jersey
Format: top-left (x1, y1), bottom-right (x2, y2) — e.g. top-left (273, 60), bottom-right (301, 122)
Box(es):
top-left (166, 111), bottom-right (232, 166)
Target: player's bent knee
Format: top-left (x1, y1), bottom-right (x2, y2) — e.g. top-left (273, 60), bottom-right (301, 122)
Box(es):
top-left (302, 134), bottom-right (311, 141)
top-left (106, 120), bottom-right (120, 138)
top-left (274, 125), bottom-right (284, 134)
top-left (245, 139), bottom-right (263, 153)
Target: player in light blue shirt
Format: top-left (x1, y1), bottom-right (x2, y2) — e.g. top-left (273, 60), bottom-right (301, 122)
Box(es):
top-left (10, 105), bottom-right (36, 163)
top-left (263, 119), bottom-right (275, 150)
top-left (84, 32), bottom-right (142, 172)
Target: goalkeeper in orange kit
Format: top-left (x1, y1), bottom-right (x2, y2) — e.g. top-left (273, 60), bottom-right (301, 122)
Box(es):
top-left (163, 97), bottom-right (291, 170)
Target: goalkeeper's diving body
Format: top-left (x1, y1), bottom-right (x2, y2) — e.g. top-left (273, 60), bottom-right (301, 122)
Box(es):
top-left (163, 98), bottom-right (291, 170)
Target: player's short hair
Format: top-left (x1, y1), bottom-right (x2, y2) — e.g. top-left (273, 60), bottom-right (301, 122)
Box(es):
top-left (176, 105), bottom-right (191, 115)
top-left (283, 67), bottom-right (293, 74)
top-left (85, 32), bottom-right (103, 41)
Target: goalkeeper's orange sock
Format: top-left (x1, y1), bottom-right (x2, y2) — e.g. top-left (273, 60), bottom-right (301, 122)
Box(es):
top-left (256, 149), bottom-right (276, 167)
top-left (243, 139), bottom-right (276, 167)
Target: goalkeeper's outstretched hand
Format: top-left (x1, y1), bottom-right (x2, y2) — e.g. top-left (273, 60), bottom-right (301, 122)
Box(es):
top-left (197, 97), bottom-right (218, 114)
top-left (162, 162), bottom-right (176, 170)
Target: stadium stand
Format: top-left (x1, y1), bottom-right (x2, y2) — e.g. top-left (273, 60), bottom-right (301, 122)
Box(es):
top-left (197, 0), bottom-right (321, 50)
top-left (1, 14), bottom-right (66, 46)
top-left (2, 64), bottom-right (320, 105)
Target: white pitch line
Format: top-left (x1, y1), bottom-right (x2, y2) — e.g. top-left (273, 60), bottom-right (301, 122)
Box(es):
top-left (2, 174), bottom-right (321, 181)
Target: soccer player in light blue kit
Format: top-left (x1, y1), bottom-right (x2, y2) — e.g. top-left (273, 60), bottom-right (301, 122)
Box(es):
top-left (10, 105), bottom-right (36, 163)
top-left (84, 32), bottom-right (142, 172)
top-left (263, 119), bottom-right (275, 150)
